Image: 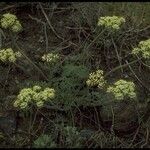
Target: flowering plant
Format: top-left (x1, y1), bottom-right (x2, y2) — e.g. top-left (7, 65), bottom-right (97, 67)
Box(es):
top-left (42, 53), bottom-right (60, 65)
top-left (86, 70), bottom-right (106, 89)
top-left (107, 79), bottom-right (136, 101)
top-left (14, 85), bottom-right (55, 109)
top-left (0, 48), bottom-right (22, 63)
top-left (132, 39), bottom-right (150, 59)
top-left (98, 16), bottom-right (125, 30)
top-left (1, 13), bottom-right (22, 32)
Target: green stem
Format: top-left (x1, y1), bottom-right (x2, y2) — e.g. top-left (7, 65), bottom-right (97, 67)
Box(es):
top-left (14, 42), bottom-right (49, 81)
top-left (111, 36), bottom-right (123, 74)
top-left (104, 58), bottom-right (142, 78)
top-left (9, 31), bottom-right (48, 81)
top-left (84, 28), bottom-right (106, 51)
top-left (13, 62), bottom-right (28, 75)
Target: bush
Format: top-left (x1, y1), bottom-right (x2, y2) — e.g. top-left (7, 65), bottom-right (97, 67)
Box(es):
top-left (0, 2), bottom-right (150, 148)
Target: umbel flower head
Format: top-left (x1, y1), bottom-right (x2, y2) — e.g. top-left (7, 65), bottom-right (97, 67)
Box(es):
top-left (42, 53), bottom-right (60, 65)
top-left (0, 48), bottom-right (22, 63)
top-left (107, 79), bottom-right (136, 101)
top-left (132, 39), bottom-right (150, 59)
top-left (1, 13), bottom-right (22, 32)
top-left (14, 85), bottom-right (55, 109)
top-left (98, 16), bottom-right (125, 30)
top-left (86, 70), bottom-right (106, 89)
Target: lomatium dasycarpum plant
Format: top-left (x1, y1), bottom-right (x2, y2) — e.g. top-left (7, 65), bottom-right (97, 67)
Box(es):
top-left (14, 85), bottom-right (55, 109)
top-left (42, 52), bottom-right (60, 65)
top-left (0, 13), bottom-right (22, 32)
top-left (0, 48), bottom-right (22, 63)
top-left (132, 39), bottom-right (150, 59)
top-left (107, 79), bottom-right (136, 101)
top-left (86, 70), bottom-right (106, 89)
top-left (98, 16), bottom-right (125, 30)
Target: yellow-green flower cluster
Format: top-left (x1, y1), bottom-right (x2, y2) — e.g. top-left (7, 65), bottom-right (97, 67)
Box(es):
top-left (107, 79), bottom-right (136, 101)
top-left (86, 70), bottom-right (106, 89)
top-left (42, 53), bottom-right (59, 65)
top-left (98, 16), bottom-right (125, 30)
top-left (0, 48), bottom-right (22, 63)
top-left (14, 85), bottom-right (55, 109)
top-left (1, 13), bottom-right (22, 32)
top-left (132, 39), bottom-right (150, 59)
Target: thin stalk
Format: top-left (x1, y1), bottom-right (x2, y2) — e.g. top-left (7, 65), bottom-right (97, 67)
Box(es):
top-left (104, 58), bottom-right (142, 78)
top-left (9, 30), bottom-right (48, 81)
top-left (39, 2), bottom-right (64, 40)
top-left (125, 60), bottom-right (150, 92)
top-left (111, 36), bottom-right (123, 74)
top-left (14, 42), bottom-right (49, 81)
top-left (84, 28), bottom-right (106, 52)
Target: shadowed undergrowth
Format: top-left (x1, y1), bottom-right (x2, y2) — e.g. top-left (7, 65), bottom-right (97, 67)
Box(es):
top-left (0, 2), bottom-right (150, 148)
